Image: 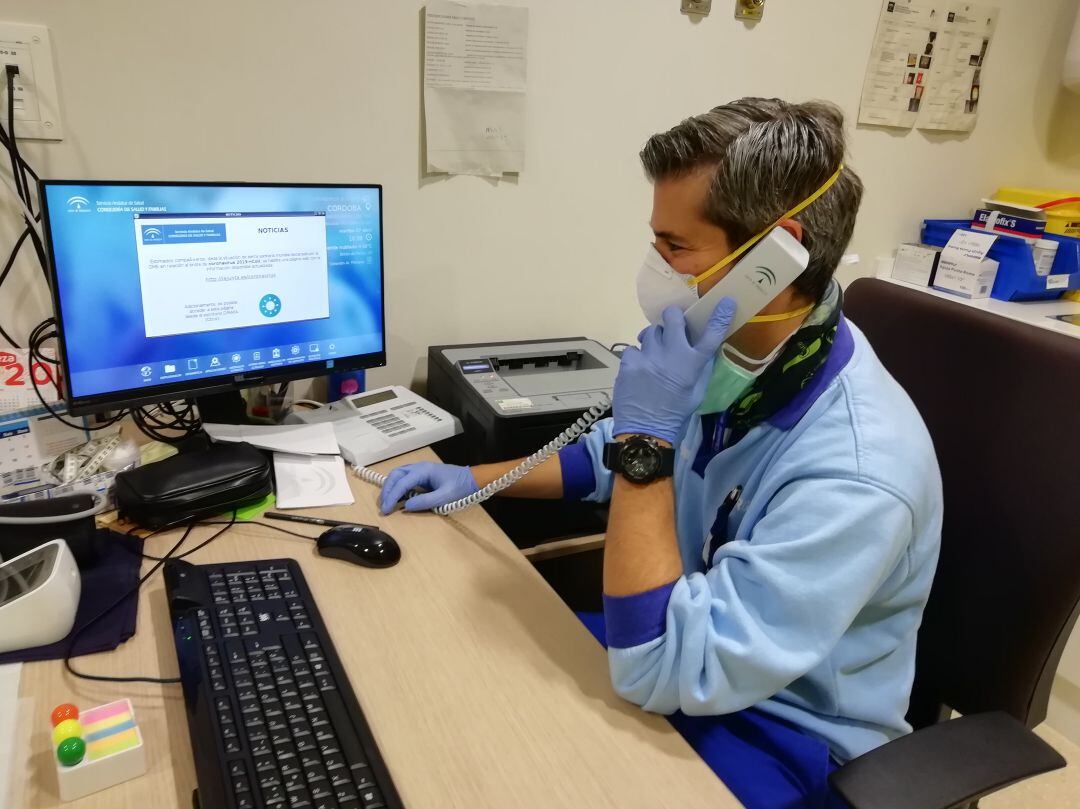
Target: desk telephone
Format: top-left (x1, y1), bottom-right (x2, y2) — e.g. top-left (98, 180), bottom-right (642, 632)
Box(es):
top-left (311, 228), bottom-right (808, 515)
top-left (286, 385), bottom-right (461, 466)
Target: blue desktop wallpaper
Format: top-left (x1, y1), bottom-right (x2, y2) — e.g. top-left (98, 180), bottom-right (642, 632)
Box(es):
top-left (43, 184), bottom-right (383, 401)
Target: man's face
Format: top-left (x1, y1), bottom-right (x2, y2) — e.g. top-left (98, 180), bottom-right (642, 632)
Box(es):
top-left (649, 169), bottom-right (734, 297)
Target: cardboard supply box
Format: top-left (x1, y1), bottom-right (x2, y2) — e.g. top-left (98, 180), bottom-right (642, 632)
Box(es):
top-left (971, 207), bottom-right (1046, 242)
top-left (892, 244), bottom-right (941, 286)
top-left (933, 255), bottom-right (1000, 299)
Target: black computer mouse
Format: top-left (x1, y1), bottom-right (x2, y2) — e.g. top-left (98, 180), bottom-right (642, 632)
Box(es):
top-left (316, 525), bottom-right (401, 568)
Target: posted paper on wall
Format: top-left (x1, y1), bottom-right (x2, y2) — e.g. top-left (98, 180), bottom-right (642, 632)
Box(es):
top-left (916, 4), bottom-right (998, 132)
top-left (858, 0), bottom-right (998, 132)
top-left (424, 1), bottom-right (528, 177)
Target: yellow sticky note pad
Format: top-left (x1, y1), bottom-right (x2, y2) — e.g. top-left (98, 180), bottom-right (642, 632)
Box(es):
top-left (82, 711), bottom-right (130, 736)
top-left (87, 727), bottom-right (140, 761)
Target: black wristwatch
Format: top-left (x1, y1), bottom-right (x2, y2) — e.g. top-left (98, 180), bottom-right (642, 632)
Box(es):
top-left (602, 436), bottom-right (676, 484)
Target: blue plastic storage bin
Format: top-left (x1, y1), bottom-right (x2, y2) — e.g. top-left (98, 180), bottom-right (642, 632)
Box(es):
top-left (921, 219), bottom-right (1080, 302)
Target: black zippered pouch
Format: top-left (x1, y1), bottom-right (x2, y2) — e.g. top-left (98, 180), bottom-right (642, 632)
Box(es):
top-left (115, 442), bottom-right (272, 529)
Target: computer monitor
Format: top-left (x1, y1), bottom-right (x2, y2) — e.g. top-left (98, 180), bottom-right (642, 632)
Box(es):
top-left (40, 181), bottom-right (385, 415)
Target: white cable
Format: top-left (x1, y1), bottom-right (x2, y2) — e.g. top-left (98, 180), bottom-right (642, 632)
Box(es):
top-left (353, 393), bottom-right (612, 515)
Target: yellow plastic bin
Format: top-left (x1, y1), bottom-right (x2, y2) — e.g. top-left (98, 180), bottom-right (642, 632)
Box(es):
top-left (994, 188), bottom-right (1080, 238)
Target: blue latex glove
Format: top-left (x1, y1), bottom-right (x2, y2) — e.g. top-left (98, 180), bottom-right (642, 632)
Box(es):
top-left (612, 300), bottom-right (737, 444)
top-left (377, 461), bottom-right (479, 515)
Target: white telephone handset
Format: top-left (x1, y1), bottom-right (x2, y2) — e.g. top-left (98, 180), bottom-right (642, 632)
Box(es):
top-left (683, 227), bottom-right (810, 344)
top-left (355, 227), bottom-right (809, 515)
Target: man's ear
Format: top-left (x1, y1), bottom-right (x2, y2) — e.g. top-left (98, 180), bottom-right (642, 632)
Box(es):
top-left (776, 218), bottom-right (804, 243)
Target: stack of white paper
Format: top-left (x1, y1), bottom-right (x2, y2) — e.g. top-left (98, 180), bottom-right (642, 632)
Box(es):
top-left (273, 454), bottom-right (355, 509)
top-left (203, 422), bottom-right (355, 510)
top-left (0, 663), bottom-right (22, 809)
top-left (202, 422), bottom-right (340, 455)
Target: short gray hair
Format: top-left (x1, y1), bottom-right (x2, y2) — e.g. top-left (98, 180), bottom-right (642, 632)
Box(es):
top-left (640, 98), bottom-right (863, 301)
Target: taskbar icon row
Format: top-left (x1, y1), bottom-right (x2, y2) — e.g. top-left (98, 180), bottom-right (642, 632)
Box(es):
top-left (138, 342), bottom-right (339, 381)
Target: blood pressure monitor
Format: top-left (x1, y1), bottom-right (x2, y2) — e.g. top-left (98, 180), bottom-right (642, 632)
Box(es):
top-left (0, 539), bottom-right (81, 654)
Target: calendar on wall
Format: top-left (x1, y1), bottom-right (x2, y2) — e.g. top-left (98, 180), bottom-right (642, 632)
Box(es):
top-left (0, 348), bottom-right (60, 414)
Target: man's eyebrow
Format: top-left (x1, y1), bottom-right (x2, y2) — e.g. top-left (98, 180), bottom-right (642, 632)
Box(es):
top-left (652, 229), bottom-right (685, 243)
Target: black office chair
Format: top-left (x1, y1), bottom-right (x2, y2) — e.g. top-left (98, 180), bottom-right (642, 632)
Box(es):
top-left (830, 278), bottom-right (1079, 809)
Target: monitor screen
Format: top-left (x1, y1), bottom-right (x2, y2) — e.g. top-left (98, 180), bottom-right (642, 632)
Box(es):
top-left (41, 182), bottom-right (384, 413)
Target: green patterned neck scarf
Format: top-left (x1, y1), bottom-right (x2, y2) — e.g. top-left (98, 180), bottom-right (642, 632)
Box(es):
top-left (724, 281), bottom-right (842, 439)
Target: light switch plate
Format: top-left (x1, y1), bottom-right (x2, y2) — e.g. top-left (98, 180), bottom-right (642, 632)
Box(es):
top-left (681, 0), bottom-right (713, 17)
top-left (735, 0), bottom-right (765, 21)
top-left (0, 22), bottom-right (63, 141)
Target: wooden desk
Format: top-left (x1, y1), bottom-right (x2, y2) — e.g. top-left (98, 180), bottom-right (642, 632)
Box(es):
top-left (521, 533), bottom-right (605, 563)
top-left (12, 449), bottom-right (738, 808)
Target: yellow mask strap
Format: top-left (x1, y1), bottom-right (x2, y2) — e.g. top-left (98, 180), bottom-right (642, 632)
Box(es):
top-left (689, 164), bottom-right (844, 288)
top-left (747, 302), bottom-right (815, 324)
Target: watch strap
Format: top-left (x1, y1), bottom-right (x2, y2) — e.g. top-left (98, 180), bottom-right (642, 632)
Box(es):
top-left (656, 446), bottom-right (675, 476)
top-left (602, 441), bottom-right (623, 473)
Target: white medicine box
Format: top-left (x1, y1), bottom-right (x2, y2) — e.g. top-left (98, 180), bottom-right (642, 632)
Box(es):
top-left (933, 255), bottom-right (1000, 299)
top-left (892, 244), bottom-right (940, 286)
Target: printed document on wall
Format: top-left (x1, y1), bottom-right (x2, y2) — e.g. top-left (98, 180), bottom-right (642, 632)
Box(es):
top-left (916, 4), bottom-right (998, 132)
top-left (858, 0), bottom-right (997, 132)
top-left (858, 0), bottom-right (940, 128)
top-left (424, 1), bottom-right (528, 177)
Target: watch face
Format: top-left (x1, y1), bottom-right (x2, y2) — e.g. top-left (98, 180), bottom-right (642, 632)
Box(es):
top-left (622, 440), bottom-right (661, 481)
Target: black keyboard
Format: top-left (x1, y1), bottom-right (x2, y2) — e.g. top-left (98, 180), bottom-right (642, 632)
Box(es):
top-left (164, 558), bottom-right (403, 809)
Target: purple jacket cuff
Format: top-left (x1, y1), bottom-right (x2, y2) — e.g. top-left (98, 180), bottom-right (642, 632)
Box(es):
top-left (558, 442), bottom-right (596, 500)
top-left (603, 580), bottom-right (676, 649)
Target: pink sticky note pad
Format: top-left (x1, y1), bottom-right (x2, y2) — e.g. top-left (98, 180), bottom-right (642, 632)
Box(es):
top-left (80, 700), bottom-right (130, 726)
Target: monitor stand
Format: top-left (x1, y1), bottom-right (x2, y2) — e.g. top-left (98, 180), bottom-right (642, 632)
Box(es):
top-left (195, 391), bottom-right (250, 425)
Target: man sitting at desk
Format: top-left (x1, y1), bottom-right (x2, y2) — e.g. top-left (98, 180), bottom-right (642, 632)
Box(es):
top-left (379, 98), bottom-right (943, 809)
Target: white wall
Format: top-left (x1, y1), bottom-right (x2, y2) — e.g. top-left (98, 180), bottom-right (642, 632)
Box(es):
top-left (2, 0), bottom-right (1079, 388)
top-left (1031, 0), bottom-right (1080, 188)
top-left (2, 0), bottom-right (1080, 741)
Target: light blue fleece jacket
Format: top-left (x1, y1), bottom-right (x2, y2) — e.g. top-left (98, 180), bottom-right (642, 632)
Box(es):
top-left (558, 318), bottom-right (942, 763)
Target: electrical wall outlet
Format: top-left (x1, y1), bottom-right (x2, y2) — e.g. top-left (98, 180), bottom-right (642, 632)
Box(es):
top-left (735, 0), bottom-right (765, 21)
top-left (681, 0), bottom-right (713, 17)
top-left (0, 22), bottom-right (63, 141)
